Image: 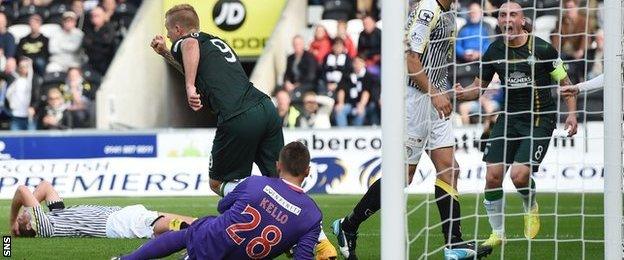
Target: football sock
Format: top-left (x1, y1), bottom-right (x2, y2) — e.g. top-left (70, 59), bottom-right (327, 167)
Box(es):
top-left (168, 218), bottom-right (190, 231)
top-left (219, 178), bottom-right (246, 197)
top-left (122, 230), bottom-right (186, 260)
top-left (434, 178), bottom-right (463, 245)
top-left (517, 177), bottom-right (536, 212)
top-left (484, 189), bottom-right (504, 234)
top-left (342, 178), bottom-right (381, 233)
top-left (318, 228), bottom-right (327, 241)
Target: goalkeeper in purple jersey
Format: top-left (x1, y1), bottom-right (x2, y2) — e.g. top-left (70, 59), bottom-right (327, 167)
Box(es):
top-left (118, 142), bottom-right (322, 260)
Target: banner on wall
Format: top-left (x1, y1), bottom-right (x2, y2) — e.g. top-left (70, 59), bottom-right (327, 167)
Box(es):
top-left (0, 123), bottom-right (606, 199)
top-left (162, 0), bottom-right (287, 58)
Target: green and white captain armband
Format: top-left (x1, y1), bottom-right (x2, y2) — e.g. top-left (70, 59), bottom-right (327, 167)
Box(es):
top-left (549, 58), bottom-right (568, 82)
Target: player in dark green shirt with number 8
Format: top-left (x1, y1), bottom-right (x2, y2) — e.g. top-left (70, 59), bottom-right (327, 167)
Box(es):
top-left (455, 1), bottom-right (578, 249)
top-left (150, 4), bottom-right (284, 197)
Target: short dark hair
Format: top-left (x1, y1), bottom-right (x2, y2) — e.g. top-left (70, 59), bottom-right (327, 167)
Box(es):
top-left (279, 141), bottom-right (310, 177)
top-left (18, 226), bottom-right (36, 237)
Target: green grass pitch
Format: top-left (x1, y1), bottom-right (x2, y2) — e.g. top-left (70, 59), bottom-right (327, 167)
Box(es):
top-left (0, 193), bottom-right (604, 259)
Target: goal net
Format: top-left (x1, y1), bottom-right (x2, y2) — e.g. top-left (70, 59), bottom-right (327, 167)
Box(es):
top-left (381, 0), bottom-right (623, 259)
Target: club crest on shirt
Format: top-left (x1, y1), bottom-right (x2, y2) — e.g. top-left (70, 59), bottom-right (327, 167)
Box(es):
top-left (526, 54), bottom-right (536, 65)
top-left (417, 9), bottom-right (434, 25)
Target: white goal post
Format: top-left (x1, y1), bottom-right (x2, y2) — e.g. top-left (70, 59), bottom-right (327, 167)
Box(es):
top-left (380, 0), bottom-right (407, 259)
top-left (602, 0), bottom-right (623, 259)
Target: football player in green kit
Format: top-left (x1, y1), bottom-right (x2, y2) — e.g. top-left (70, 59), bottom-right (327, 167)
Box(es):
top-left (456, 1), bottom-right (578, 248)
top-left (150, 5), bottom-right (337, 259)
top-left (150, 4), bottom-right (282, 197)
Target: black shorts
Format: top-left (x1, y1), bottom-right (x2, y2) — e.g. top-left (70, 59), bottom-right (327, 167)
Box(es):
top-left (209, 98), bottom-right (284, 182)
top-left (483, 113), bottom-right (555, 171)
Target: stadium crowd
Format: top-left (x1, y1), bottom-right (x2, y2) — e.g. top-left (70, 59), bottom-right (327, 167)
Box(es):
top-left (274, 0), bottom-right (604, 128)
top-left (0, 0), bottom-right (141, 130)
top-left (0, 0), bottom-right (606, 130)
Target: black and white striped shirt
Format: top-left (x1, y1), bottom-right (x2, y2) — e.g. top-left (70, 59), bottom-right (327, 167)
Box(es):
top-left (31, 202), bottom-right (121, 237)
top-left (406, 0), bottom-right (456, 92)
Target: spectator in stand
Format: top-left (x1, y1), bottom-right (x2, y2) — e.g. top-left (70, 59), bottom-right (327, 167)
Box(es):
top-left (37, 87), bottom-right (73, 130)
top-left (362, 59), bottom-right (380, 125)
top-left (551, 0), bottom-right (589, 83)
top-left (356, 0), bottom-right (379, 19)
top-left (71, 0), bottom-right (87, 30)
top-left (5, 58), bottom-right (34, 130)
top-left (336, 20), bottom-right (357, 58)
top-left (57, 67), bottom-right (94, 127)
top-left (0, 12), bottom-right (17, 74)
top-left (320, 38), bottom-right (352, 98)
top-left (357, 14), bottom-right (381, 75)
top-left (101, 0), bottom-right (117, 21)
top-left (586, 29), bottom-right (603, 80)
top-left (283, 35), bottom-right (318, 102)
top-left (47, 11), bottom-right (84, 73)
top-left (298, 91), bottom-right (334, 129)
top-left (16, 0), bottom-right (47, 24)
top-left (17, 14), bottom-right (49, 76)
top-left (23, 0), bottom-right (54, 5)
top-left (83, 0), bottom-right (100, 11)
top-left (456, 2), bottom-right (491, 63)
top-left (334, 56), bottom-right (371, 127)
top-left (274, 89), bottom-right (299, 129)
top-left (83, 6), bottom-right (117, 75)
top-left (309, 25), bottom-right (332, 64)
top-left (0, 49), bottom-right (7, 72)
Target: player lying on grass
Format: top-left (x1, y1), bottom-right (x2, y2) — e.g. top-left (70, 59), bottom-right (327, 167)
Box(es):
top-left (9, 181), bottom-right (196, 238)
top-left (116, 142), bottom-right (323, 260)
top-left (455, 0), bottom-right (578, 248)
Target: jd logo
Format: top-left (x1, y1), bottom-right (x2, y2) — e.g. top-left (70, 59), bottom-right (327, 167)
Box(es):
top-left (213, 0), bottom-right (246, 31)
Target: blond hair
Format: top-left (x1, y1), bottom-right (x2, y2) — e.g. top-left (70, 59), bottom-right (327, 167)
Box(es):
top-left (165, 4), bottom-right (200, 30)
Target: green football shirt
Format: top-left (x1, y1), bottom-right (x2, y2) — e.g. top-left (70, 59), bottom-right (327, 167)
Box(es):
top-left (171, 32), bottom-right (267, 124)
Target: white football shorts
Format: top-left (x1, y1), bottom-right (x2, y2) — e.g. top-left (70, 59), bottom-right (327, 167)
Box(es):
top-left (406, 86), bottom-right (455, 165)
top-left (105, 204), bottom-right (159, 238)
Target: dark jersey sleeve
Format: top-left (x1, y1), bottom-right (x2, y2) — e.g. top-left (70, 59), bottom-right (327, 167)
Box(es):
top-left (539, 38), bottom-right (561, 72)
top-left (480, 46), bottom-right (496, 82)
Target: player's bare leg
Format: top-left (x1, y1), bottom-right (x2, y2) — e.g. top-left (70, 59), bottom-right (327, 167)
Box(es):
top-left (32, 181), bottom-right (61, 203)
top-left (209, 179), bottom-right (223, 196)
top-left (483, 162), bottom-right (506, 247)
top-left (510, 163), bottom-right (539, 239)
top-left (152, 213), bottom-right (198, 236)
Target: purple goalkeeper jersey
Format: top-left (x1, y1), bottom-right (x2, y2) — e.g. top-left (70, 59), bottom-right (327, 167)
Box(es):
top-left (185, 176), bottom-right (322, 259)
